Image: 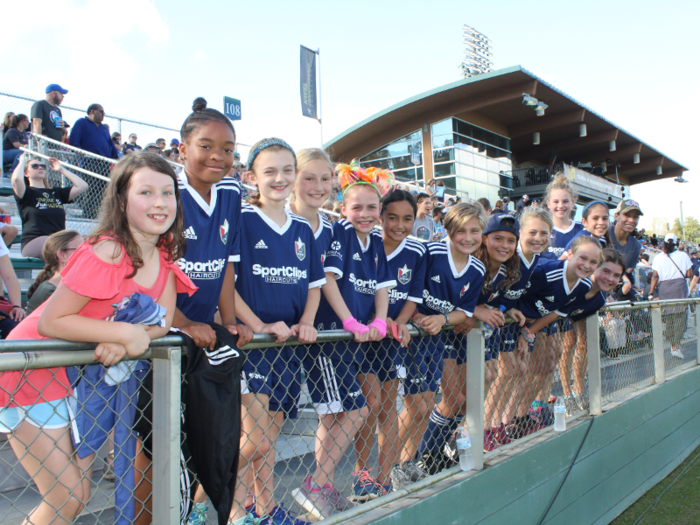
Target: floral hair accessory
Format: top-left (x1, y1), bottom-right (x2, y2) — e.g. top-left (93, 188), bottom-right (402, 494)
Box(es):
top-left (336, 159), bottom-right (395, 197)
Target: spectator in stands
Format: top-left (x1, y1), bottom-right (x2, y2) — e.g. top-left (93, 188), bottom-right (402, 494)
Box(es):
top-left (169, 138), bottom-right (179, 150)
top-left (25, 230), bottom-right (82, 315)
top-left (123, 133), bottom-right (141, 155)
top-left (650, 233), bottom-right (659, 247)
top-left (411, 192), bottom-right (434, 241)
top-left (432, 207), bottom-right (447, 241)
top-left (679, 240), bottom-right (687, 253)
top-left (516, 194), bottom-right (529, 217)
top-left (609, 199), bottom-right (643, 279)
top-left (477, 197), bottom-right (492, 217)
top-left (502, 196), bottom-right (511, 213)
top-left (31, 84), bottom-right (67, 142)
top-left (111, 132), bottom-right (124, 158)
top-left (0, 234), bottom-right (25, 334)
top-left (156, 138), bottom-right (166, 152)
top-left (649, 233), bottom-right (693, 358)
top-left (2, 114), bottom-right (29, 167)
top-left (494, 200), bottom-right (504, 213)
top-left (143, 143), bottom-right (160, 154)
top-left (689, 249), bottom-right (700, 297)
top-left (12, 154), bottom-right (88, 258)
top-left (69, 104), bottom-right (120, 159)
top-left (2, 112), bottom-right (15, 136)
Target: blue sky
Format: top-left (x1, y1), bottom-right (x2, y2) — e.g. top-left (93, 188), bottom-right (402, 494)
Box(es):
top-left (2, 0), bottom-right (698, 230)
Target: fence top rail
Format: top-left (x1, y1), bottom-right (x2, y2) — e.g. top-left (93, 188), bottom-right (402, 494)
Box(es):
top-left (603, 297), bottom-right (700, 312)
top-left (19, 146), bottom-right (111, 182)
top-left (30, 133), bottom-right (119, 165)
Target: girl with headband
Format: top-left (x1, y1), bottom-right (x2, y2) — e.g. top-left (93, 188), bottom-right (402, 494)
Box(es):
top-left (232, 138), bottom-right (326, 525)
top-left (294, 160), bottom-right (396, 520)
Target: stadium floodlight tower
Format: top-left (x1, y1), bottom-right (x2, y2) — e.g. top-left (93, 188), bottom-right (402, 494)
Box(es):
top-left (460, 25), bottom-right (493, 78)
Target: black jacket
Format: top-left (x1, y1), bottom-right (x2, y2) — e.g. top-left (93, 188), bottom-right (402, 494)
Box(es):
top-left (182, 324), bottom-right (243, 525)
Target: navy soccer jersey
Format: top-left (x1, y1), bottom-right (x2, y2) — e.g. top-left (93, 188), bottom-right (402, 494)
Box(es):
top-left (416, 241), bottom-right (485, 319)
top-left (315, 212), bottom-right (334, 263)
top-left (176, 172), bottom-right (241, 323)
top-left (317, 220), bottom-right (396, 332)
top-left (500, 244), bottom-right (541, 310)
top-left (477, 264), bottom-right (508, 307)
top-left (542, 221), bottom-right (583, 260)
top-left (236, 205), bottom-right (326, 326)
top-left (517, 259), bottom-right (592, 319)
top-left (562, 290), bottom-right (607, 323)
top-left (385, 238), bottom-right (427, 320)
top-left (563, 229), bottom-right (606, 252)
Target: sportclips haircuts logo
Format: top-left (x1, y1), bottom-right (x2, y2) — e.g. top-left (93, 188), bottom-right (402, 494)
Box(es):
top-left (349, 273), bottom-right (377, 295)
top-left (389, 288), bottom-right (409, 304)
top-left (252, 264), bottom-right (307, 284)
top-left (422, 289), bottom-right (454, 314)
top-left (178, 258), bottom-right (227, 280)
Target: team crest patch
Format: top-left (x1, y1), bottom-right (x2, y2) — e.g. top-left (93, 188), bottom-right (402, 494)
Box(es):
top-left (460, 283), bottom-right (470, 297)
top-left (398, 264), bottom-right (412, 285)
top-left (220, 219), bottom-right (229, 244)
top-left (488, 290), bottom-right (500, 302)
top-left (331, 241), bottom-right (341, 250)
top-left (295, 237), bottom-right (306, 261)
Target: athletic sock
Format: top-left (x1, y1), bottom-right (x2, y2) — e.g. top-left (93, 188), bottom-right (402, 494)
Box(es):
top-left (418, 408), bottom-right (455, 454)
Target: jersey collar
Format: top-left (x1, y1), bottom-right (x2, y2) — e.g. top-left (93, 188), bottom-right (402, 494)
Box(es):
top-left (517, 243), bottom-right (538, 269)
top-left (446, 240), bottom-right (471, 278)
top-left (356, 232), bottom-right (372, 253)
top-left (562, 260), bottom-right (582, 295)
top-left (386, 238), bottom-right (407, 261)
top-left (179, 171), bottom-right (218, 217)
top-left (252, 205), bottom-right (292, 236)
top-left (553, 221), bottom-right (577, 234)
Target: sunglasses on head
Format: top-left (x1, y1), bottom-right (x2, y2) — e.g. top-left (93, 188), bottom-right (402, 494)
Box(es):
top-left (30, 163), bottom-right (46, 170)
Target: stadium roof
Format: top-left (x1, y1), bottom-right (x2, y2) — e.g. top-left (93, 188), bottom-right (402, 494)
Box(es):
top-left (325, 65), bottom-right (687, 185)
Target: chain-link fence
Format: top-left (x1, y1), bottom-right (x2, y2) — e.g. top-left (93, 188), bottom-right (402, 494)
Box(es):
top-left (0, 300), bottom-right (698, 525)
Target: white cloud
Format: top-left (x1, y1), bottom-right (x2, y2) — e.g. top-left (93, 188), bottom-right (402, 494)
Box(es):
top-left (0, 0), bottom-right (169, 98)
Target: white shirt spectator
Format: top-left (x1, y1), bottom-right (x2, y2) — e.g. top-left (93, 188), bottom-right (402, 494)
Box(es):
top-left (651, 250), bottom-right (692, 282)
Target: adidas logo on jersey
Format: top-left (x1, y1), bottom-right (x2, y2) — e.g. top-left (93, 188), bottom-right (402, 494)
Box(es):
top-left (353, 253), bottom-right (362, 261)
top-left (431, 275), bottom-right (441, 283)
top-left (255, 239), bottom-right (268, 249)
top-left (546, 296), bottom-right (555, 302)
top-left (184, 226), bottom-right (197, 240)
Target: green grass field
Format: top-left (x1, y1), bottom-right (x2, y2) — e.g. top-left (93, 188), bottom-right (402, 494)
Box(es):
top-left (611, 445), bottom-right (700, 525)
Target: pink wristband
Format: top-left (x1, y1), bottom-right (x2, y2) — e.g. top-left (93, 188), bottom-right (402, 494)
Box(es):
top-left (343, 316), bottom-right (369, 335)
top-left (368, 318), bottom-right (387, 338)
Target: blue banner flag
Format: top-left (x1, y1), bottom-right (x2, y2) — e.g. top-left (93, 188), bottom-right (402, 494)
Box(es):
top-left (300, 46), bottom-right (318, 120)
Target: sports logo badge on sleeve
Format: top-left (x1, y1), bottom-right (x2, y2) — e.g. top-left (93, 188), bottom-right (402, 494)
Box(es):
top-left (331, 241), bottom-right (341, 251)
top-left (460, 283), bottom-right (470, 297)
top-left (398, 264), bottom-right (412, 285)
top-left (220, 219), bottom-right (229, 244)
top-left (295, 238), bottom-right (306, 261)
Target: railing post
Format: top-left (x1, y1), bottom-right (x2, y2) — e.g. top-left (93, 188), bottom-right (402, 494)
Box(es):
top-left (152, 346), bottom-right (182, 524)
top-left (651, 305), bottom-right (666, 384)
top-left (465, 324), bottom-right (485, 470)
top-left (695, 303), bottom-right (700, 365)
top-left (586, 314), bottom-right (603, 415)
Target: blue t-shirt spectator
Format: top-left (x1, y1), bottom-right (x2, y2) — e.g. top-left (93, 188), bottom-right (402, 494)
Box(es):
top-left (69, 116), bottom-right (119, 159)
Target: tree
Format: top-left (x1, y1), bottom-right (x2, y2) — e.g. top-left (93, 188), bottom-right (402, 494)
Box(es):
top-left (650, 217), bottom-right (670, 236)
top-left (672, 216), bottom-right (700, 243)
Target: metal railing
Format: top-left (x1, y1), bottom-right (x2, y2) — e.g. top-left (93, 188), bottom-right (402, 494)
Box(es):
top-left (0, 298), bottom-right (697, 524)
top-left (508, 163), bottom-right (564, 190)
top-left (0, 90), bottom-right (252, 176)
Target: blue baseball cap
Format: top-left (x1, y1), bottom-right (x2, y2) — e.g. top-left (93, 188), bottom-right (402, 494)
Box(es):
top-left (46, 83), bottom-right (68, 94)
top-left (483, 212), bottom-right (520, 240)
top-left (170, 138), bottom-right (180, 146)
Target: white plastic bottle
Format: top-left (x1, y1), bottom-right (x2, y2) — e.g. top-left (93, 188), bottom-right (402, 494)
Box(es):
top-left (553, 398), bottom-right (566, 432)
top-left (456, 428), bottom-right (474, 471)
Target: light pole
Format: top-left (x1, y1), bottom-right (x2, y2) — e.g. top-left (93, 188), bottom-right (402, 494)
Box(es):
top-left (680, 201), bottom-right (686, 241)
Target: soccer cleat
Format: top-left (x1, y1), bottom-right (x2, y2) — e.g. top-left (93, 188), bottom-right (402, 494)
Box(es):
top-left (292, 475), bottom-right (354, 520)
top-left (671, 347), bottom-right (685, 359)
top-left (351, 468), bottom-right (386, 502)
top-left (389, 461), bottom-right (428, 490)
top-left (415, 449), bottom-right (455, 476)
top-left (258, 503), bottom-right (310, 525)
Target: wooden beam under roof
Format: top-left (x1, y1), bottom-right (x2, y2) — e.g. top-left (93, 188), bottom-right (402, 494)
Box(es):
top-left (508, 109), bottom-right (586, 138)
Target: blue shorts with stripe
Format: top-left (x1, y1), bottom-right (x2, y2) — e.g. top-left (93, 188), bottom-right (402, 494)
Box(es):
top-left (304, 353), bottom-right (366, 415)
